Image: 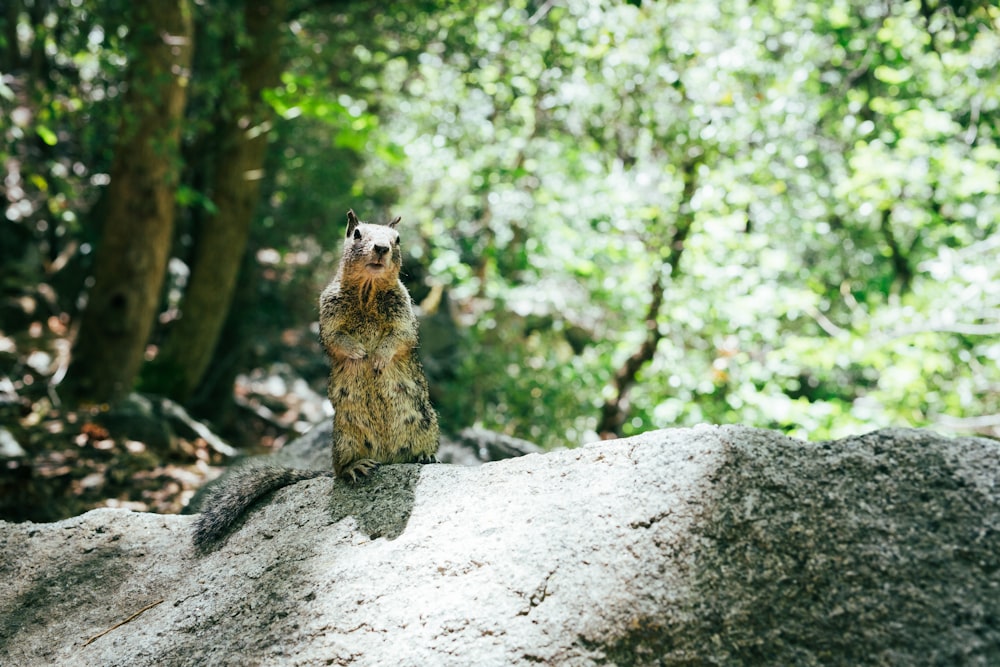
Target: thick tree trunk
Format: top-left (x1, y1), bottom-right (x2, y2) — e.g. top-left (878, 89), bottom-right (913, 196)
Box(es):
top-left (64, 1), bottom-right (193, 404)
top-left (144, 0), bottom-right (286, 403)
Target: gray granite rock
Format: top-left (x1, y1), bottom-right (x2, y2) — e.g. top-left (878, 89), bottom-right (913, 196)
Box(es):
top-left (1, 426), bottom-right (997, 666)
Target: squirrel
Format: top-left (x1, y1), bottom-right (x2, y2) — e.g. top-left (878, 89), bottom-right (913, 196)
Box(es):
top-left (192, 210), bottom-right (440, 551)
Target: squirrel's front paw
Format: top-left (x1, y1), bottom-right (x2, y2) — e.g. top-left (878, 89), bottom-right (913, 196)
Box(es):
top-left (344, 346), bottom-right (367, 360)
top-left (371, 348), bottom-right (396, 372)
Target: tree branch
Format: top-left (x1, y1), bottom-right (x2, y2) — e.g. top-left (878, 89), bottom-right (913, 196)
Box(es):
top-left (597, 157), bottom-right (700, 438)
top-left (879, 207), bottom-right (913, 294)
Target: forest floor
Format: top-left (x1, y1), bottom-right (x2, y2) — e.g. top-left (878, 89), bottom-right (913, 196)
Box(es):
top-left (0, 298), bottom-right (329, 524)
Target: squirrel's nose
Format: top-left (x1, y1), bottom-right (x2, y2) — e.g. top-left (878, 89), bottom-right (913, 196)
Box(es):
top-left (373, 244), bottom-right (390, 257)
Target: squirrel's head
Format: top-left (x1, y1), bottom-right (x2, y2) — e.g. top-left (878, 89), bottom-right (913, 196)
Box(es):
top-left (342, 209), bottom-right (403, 285)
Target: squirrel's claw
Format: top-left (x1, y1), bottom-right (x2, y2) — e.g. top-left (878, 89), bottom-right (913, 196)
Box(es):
top-left (341, 459), bottom-right (380, 483)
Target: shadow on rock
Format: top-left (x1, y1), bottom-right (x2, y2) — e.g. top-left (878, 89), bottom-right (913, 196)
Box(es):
top-left (327, 463), bottom-right (421, 541)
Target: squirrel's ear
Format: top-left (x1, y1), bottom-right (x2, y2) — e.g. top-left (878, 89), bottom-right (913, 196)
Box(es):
top-left (346, 210), bottom-right (360, 238)
top-left (388, 216), bottom-right (401, 229)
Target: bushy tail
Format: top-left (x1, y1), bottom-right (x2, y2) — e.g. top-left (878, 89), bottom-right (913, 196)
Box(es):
top-left (192, 466), bottom-right (334, 552)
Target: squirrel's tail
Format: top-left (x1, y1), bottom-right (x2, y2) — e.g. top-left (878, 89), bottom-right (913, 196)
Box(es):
top-left (192, 466), bottom-right (334, 552)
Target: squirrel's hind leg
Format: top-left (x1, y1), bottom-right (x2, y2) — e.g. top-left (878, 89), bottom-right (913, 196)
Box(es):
top-left (339, 458), bottom-right (380, 483)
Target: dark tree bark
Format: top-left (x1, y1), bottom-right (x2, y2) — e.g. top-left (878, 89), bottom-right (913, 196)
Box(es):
top-left (597, 157), bottom-right (701, 438)
top-left (1, 0), bottom-right (55, 81)
top-left (64, 1), bottom-right (193, 404)
top-left (143, 0), bottom-right (287, 403)
top-left (1, 1), bottom-right (21, 74)
top-left (879, 207), bottom-right (913, 294)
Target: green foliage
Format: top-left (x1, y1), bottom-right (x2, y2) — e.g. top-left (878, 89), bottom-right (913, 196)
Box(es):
top-left (332, 0), bottom-right (1000, 446)
top-left (1, 1), bottom-right (128, 267)
top-left (4, 0), bottom-right (998, 449)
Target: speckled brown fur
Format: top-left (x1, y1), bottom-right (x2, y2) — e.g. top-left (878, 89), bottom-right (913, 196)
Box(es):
top-left (192, 210), bottom-right (438, 551)
top-left (319, 210), bottom-right (440, 480)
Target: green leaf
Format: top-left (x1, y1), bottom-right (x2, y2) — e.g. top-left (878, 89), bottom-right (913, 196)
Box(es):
top-left (36, 125), bottom-right (58, 146)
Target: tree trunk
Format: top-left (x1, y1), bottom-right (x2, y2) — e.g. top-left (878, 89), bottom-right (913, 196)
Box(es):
top-left (143, 0), bottom-right (286, 403)
top-left (63, 1), bottom-right (193, 404)
top-left (1, 1), bottom-right (22, 74)
top-left (879, 207), bottom-right (913, 295)
top-left (597, 156), bottom-right (701, 438)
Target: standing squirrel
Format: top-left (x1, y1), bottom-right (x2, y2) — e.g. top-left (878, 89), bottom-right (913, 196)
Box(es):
top-left (192, 210), bottom-right (439, 550)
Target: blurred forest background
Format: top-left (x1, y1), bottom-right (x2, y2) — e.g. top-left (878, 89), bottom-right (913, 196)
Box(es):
top-left (1, 0), bottom-right (998, 521)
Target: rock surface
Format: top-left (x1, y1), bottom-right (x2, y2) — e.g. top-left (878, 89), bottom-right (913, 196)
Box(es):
top-left (1, 425), bottom-right (998, 666)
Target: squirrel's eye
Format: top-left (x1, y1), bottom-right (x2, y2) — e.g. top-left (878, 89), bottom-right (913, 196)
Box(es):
top-left (393, 235), bottom-right (400, 246)
top-left (353, 228), bottom-right (362, 240)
